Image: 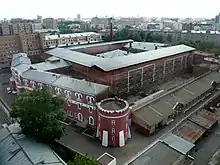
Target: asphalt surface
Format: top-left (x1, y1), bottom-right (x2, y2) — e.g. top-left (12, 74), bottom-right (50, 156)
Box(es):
top-left (1, 71), bottom-right (220, 165)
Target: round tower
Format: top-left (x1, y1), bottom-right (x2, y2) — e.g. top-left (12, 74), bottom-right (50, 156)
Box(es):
top-left (96, 97), bottom-right (131, 147)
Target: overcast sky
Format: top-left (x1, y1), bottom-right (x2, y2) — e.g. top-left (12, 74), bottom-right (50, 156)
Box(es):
top-left (1, 0), bottom-right (219, 19)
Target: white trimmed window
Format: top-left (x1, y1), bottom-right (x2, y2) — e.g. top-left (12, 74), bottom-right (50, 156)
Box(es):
top-left (77, 113), bottom-right (83, 121)
top-left (64, 90), bottom-right (72, 97)
top-left (55, 87), bottom-right (62, 95)
top-left (67, 100), bottom-right (71, 107)
top-left (67, 110), bottom-right (73, 117)
top-left (112, 120), bottom-right (115, 125)
top-left (112, 128), bottom-right (115, 134)
top-left (74, 112), bottom-right (77, 119)
top-left (30, 81), bottom-right (35, 88)
top-left (77, 103), bottom-right (81, 110)
top-left (86, 96), bottom-right (95, 104)
top-left (89, 116), bottom-right (94, 126)
top-left (38, 82), bottom-right (43, 89)
top-left (75, 93), bottom-right (83, 100)
top-left (23, 79), bottom-right (28, 86)
top-left (89, 106), bottom-right (93, 113)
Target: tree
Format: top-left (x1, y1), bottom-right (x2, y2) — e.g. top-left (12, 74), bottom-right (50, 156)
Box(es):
top-left (11, 87), bottom-right (66, 143)
top-left (68, 154), bottom-right (99, 165)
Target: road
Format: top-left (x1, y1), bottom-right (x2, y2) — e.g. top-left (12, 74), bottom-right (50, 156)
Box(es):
top-left (0, 72), bottom-right (13, 128)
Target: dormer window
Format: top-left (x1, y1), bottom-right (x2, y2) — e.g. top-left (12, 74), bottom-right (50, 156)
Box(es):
top-left (38, 83), bottom-right (43, 89)
top-left (55, 87), bottom-right (62, 95)
top-left (86, 96), bottom-right (95, 104)
top-left (30, 81), bottom-right (35, 88)
top-left (23, 79), bottom-right (28, 86)
top-left (75, 93), bottom-right (82, 101)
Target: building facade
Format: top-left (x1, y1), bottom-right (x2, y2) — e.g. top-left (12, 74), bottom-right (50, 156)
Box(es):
top-left (97, 98), bottom-right (131, 147)
top-left (43, 18), bottom-right (57, 29)
top-left (10, 53), bottom-right (132, 147)
top-left (46, 45), bottom-right (195, 96)
top-left (0, 22), bottom-right (102, 68)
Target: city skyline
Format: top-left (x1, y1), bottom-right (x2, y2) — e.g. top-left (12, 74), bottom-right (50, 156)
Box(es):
top-left (1, 0), bottom-right (220, 19)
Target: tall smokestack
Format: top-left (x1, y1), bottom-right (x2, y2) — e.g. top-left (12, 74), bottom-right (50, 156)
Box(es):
top-left (109, 17), bottom-right (113, 41)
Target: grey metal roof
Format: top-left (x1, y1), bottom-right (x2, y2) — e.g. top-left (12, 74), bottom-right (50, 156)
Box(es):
top-left (124, 42), bottom-right (167, 51)
top-left (97, 49), bottom-right (131, 58)
top-left (31, 59), bottom-right (71, 71)
top-left (12, 53), bottom-right (27, 60)
top-left (129, 141), bottom-right (192, 165)
top-left (93, 45), bottom-right (195, 71)
top-left (68, 39), bottom-right (133, 51)
top-left (53, 76), bottom-right (109, 95)
top-left (161, 133), bottom-right (195, 155)
top-left (0, 126), bottom-right (66, 165)
top-left (133, 106), bottom-right (163, 126)
top-left (21, 69), bottom-right (109, 95)
top-left (132, 71), bottom-right (220, 127)
top-left (22, 70), bottom-right (59, 84)
top-left (11, 56), bottom-right (31, 68)
top-left (46, 48), bottom-right (99, 67)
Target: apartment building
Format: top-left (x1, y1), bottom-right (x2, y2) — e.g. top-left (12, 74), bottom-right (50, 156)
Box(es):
top-left (43, 18), bottom-right (57, 29)
top-left (0, 35), bottom-right (21, 68)
top-left (0, 21), bottom-right (102, 68)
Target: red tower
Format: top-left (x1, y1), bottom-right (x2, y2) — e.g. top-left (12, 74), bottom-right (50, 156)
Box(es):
top-left (96, 97), bottom-right (131, 147)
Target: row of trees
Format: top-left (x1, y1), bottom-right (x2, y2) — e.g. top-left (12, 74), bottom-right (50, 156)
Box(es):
top-left (109, 28), bottom-right (220, 56)
top-left (11, 88), bottom-right (98, 165)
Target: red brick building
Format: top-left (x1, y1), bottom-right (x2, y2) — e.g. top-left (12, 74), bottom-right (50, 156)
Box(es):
top-left (46, 43), bottom-right (195, 96)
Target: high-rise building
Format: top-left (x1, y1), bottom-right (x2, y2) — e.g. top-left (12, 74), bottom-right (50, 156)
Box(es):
top-left (43, 18), bottom-right (57, 29)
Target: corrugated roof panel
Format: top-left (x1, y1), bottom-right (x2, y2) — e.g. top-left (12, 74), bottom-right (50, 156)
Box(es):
top-left (93, 45), bottom-right (195, 71)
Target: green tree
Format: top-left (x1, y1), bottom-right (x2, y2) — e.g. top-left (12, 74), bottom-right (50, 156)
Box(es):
top-left (11, 87), bottom-right (66, 143)
top-left (68, 154), bottom-right (99, 165)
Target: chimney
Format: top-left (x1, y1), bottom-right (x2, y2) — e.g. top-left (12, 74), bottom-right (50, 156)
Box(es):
top-left (109, 18), bottom-right (113, 41)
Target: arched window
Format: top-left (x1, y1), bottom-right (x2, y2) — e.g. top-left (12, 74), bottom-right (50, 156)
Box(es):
top-left (38, 82), bottom-right (43, 89)
top-left (77, 113), bottom-right (83, 122)
top-left (89, 116), bottom-right (94, 126)
top-left (55, 87), bottom-right (62, 95)
top-left (67, 99), bottom-right (71, 107)
top-left (75, 93), bottom-right (83, 100)
top-left (30, 81), bottom-right (35, 88)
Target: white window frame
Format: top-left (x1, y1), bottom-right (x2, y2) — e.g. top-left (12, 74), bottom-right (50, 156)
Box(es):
top-left (112, 120), bottom-right (115, 125)
top-left (86, 96), bottom-right (95, 104)
top-left (55, 87), bottom-right (62, 95)
top-left (67, 99), bottom-right (71, 106)
top-left (74, 112), bottom-right (77, 119)
top-left (112, 128), bottom-right (115, 134)
top-left (89, 116), bottom-right (94, 126)
top-left (64, 90), bottom-right (72, 97)
top-left (77, 113), bottom-right (83, 122)
top-left (77, 103), bottom-right (81, 110)
top-left (24, 79), bottom-right (28, 86)
top-left (30, 80), bottom-right (35, 88)
top-left (67, 110), bottom-right (73, 117)
top-left (38, 82), bottom-right (43, 89)
top-left (89, 106), bottom-right (93, 113)
top-left (75, 93), bottom-right (83, 100)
